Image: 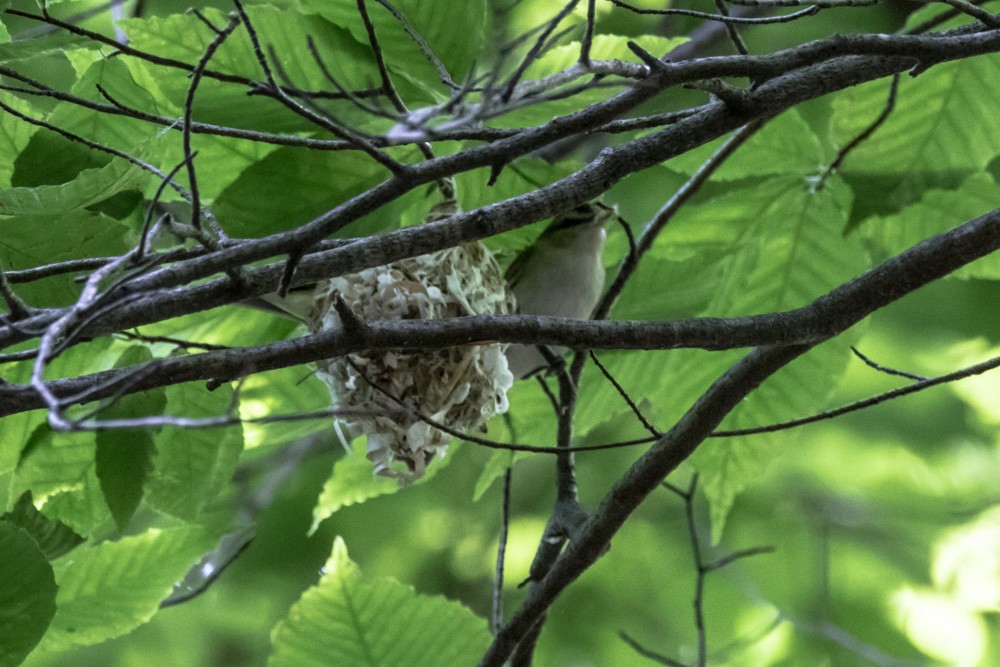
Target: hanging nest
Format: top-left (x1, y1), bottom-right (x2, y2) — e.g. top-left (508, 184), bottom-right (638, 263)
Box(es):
top-left (309, 239), bottom-right (517, 480)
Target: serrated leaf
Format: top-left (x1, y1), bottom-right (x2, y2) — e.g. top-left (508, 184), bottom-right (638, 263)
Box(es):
top-left (1, 491), bottom-right (83, 560)
top-left (666, 109), bottom-right (825, 180)
top-left (860, 172), bottom-right (1000, 281)
top-left (146, 383), bottom-right (244, 520)
top-left (38, 525), bottom-right (221, 652)
top-left (270, 536), bottom-right (491, 666)
top-left (831, 54), bottom-right (1000, 204)
top-left (309, 437), bottom-right (448, 534)
top-left (94, 347), bottom-right (166, 533)
top-left (0, 520), bottom-right (57, 665)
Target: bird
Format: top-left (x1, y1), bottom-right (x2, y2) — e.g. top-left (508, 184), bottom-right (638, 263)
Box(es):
top-left (242, 200), bottom-right (614, 380)
top-left (504, 201), bottom-right (613, 378)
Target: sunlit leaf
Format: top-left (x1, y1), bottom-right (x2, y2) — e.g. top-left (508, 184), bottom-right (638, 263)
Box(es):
top-left (146, 383), bottom-right (244, 520)
top-left (666, 109), bottom-right (826, 180)
top-left (270, 536), bottom-right (491, 666)
top-left (831, 53), bottom-right (1000, 206)
top-left (309, 437), bottom-right (448, 534)
top-left (38, 525), bottom-right (222, 652)
top-left (0, 92), bottom-right (38, 187)
top-left (0, 156), bottom-right (147, 216)
top-left (861, 172), bottom-right (1000, 281)
top-left (0, 491), bottom-right (83, 560)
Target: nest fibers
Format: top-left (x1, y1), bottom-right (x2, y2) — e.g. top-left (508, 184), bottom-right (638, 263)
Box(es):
top-left (309, 241), bottom-right (517, 480)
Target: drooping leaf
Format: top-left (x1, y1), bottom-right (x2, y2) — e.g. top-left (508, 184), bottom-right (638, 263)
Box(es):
top-left (146, 383), bottom-right (244, 520)
top-left (831, 53), bottom-right (1000, 208)
top-left (94, 346), bottom-right (167, 533)
top-left (269, 537), bottom-right (491, 666)
top-left (38, 525), bottom-right (221, 652)
top-left (1, 491), bottom-right (83, 560)
top-left (0, 520), bottom-right (57, 665)
top-left (861, 172), bottom-right (1000, 281)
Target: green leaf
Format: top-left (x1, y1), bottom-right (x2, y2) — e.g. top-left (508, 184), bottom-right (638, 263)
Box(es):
top-left (860, 172), bottom-right (1000, 281)
top-left (831, 54), bottom-right (1000, 205)
top-left (120, 7), bottom-right (379, 132)
top-left (578, 177), bottom-right (867, 539)
top-left (472, 448), bottom-right (514, 501)
top-left (212, 146), bottom-right (388, 237)
top-left (0, 31), bottom-right (91, 65)
top-left (238, 367), bottom-right (332, 450)
top-left (15, 424), bottom-right (97, 505)
top-left (309, 437), bottom-right (405, 534)
top-left (666, 109), bottom-right (826, 180)
top-left (1, 491), bottom-right (83, 560)
top-left (38, 525), bottom-right (221, 652)
top-left (13, 423), bottom-right (113, 537)
top-left (44, 56), bottom-right (169, 158)
top-left (0, 209), bottom-right (131, 306)
top-left (94, 347), bottom-right (167, 533)
top-left (0, 520), bottom-right (57, 665)
top-left (302, 0), bottom-right (488, 94)
top-left (309, 437), bottom-right (449, 534)
top-left (146, 383), bottom-right (244, 520)
top-left (0, 156), bottom-right (147, 216)
top-left (269, 537), bottom-right (491, 666)
top-left (0, 92), bottom-right (38, 187)
top-left (525, 34), bottom-right (684, 80)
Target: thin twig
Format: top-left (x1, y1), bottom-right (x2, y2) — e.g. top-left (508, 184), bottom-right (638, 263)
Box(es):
top-left (713, 352), bottom-right (1000, 437)
top-left (818, 74), bottom-right (900, 187)
top-left (501, 0), bottom-right (581, 102)
top-left (232, 0), bottom-right (406, 174)
top-left (608, 0), bottom-right (821, 23)
top-left (715, 0), bottom-right (749, 54)
top-left (850, 346), bottom-right (927, 382)
top-left (588, 351), bottom-right (660, 437)
top-left (493, 466), bottom-right (513, 635)
top-left (183, 14), bottom-right (240, 232)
